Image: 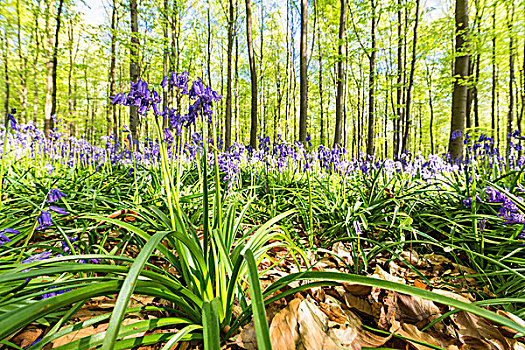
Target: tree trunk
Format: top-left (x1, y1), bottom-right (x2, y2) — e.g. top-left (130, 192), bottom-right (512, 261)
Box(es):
top-left (2, 30), bottom-right (9, 124)
top-left (234, 31), bottom-right (240, 142)
top-left (245, 0), bottom-right (258, 148)
top-left (426, 64), bottom-right (435, 154)
top-left (67, 18), bottom-right (75, 137)
top-left (401, 0), bottom-right (420, 154)
top-left (394, 0), bottom-right (403, 158)
top-left (44, 0), bottom-right (64, 137)
top-left (32, 2), bottom-right (41, 125)
top-left (448, 0), bottom-right (469, 160)
top-left (259, 0), bottom-right (265, 140)
top-left (224, 0), bottom-right (234, 149)
top-left (491, 2), bottom-right (496, 142)
top-left (333, 0), bottom-right (346, 147)
top-left (366, 0), bottom-right (376, 156)
top-left (16, 0), bottom-right (28, 122)
top-left (298, 0), bottom-right (308, 143)
top-left (161, 0), bottom-right (168, 129)
top-left (506, 0), bottom-right (515, 156)
top-left (130, 0), bottom-right (140, 144)
top-left (318, 12), bottom-right (325, 146)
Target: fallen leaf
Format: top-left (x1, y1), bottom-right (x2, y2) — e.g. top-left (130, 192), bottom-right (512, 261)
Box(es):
top-left (269, 298), bottom-right (302, 350)
top-left (451, 311), bottom-right (510, 350)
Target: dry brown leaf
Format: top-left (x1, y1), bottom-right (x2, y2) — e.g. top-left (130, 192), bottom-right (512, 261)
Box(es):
top-left (452, 311), bottom-right (510, 350)
top-left (392, 319), bottom-right (460, 350)
top-left (495, 310), bottom-right (525, 338)
top-left (332, 242), bottom-right (355, 267)
top-left (343, 292), bottom-right (374, 316)
top-left (11, 326), bottom-right (43, 348)
top-left (395, 292), bottom-right (442, 325)
top-left (342, 283), bottom-right (372, 296)
top-left (269, 298), bottom-right (302, 350)
top-left (431, 289), bottom-right (474, 304)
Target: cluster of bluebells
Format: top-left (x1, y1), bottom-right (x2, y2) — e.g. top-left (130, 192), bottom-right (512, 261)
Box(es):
top-left (485, 187), bottom-right (525, 225)
top-left (112, 72), bottom-right (221, 134)
top-left (464, 186), bottom-right (525, 237)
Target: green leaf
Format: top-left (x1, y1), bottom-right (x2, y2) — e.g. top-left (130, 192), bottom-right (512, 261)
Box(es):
top-left (101, 231), bottom-right (171, 350)
top-left (245, 249), bottom-right (272, 350)
top-left (202, 298), bottom-right (221, 350)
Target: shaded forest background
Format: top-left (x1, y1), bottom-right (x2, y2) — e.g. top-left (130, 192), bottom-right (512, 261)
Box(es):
top-left (1, 0), bottom-right (524, 158)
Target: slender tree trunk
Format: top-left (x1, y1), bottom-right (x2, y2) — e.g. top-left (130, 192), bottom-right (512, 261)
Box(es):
top-left (318, 15), bottom-right (324, 146)
top-left (394, 0), bottom-right (403, 158)
top-left (298, 0), bottom-right (308, 143)
top-left (224, 0), bottom-right (234, 149)
top-left (507, 0), bottom-right (515, 156)
top-left (259, 0), bottom-right (264, 139)
top-left (207, 3), bottom-right (212, 88)
top-left (234, 32), bottom-right (239, 142)
top-left (67, 18), bottom-right (75, 137)
top-left (426, 65), bottom-right (435, 154)
top-left (333, 0), bottom-right (346, 147)
top-left (401, 0), bottom-right (420, 154)
top-left (491, 2), bottom-right (497, 142)
top-left (275, 59), bottom-right (282, 141)
top-left (448, 0), bottom-right (469, 160)
top-left (16, 0), bottom-right (28, 122)
top-left (2, 31), bottom-right (9, 124)
top-left (285, 0), bottom-right (290, 141)
top-left (32, 3), bottom-right (41, 125)
top-left (129, 0), bottom-right (140, 144)
top-left (161, 0), bottom-right (168, 129)
top-left (245, 0), bottom-right (257, 148)
top-left (366, 0), bottom-right (377, 156)
top-left (44, 0), bottom-right (64, 137)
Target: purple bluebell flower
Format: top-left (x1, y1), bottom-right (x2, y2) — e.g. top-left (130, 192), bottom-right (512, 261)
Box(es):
top-left (353, 220), bottom-right (362, 235)
top-left (49, 205), bottom-right (68, 215)
top-left (0, 232), bottom-right (11, 247)
top-left (22, 252), bottom-right (52, 264)
top-left (36, 211), bottom-right (52, 231)
top-left (451, 129), bottom-right (462, 140)
top-left (42, 286), bottom-right (71, 299)
top-left (48, 188), bottom-right (67, 203)
top-left (1, 228), bottom-right (20, 235)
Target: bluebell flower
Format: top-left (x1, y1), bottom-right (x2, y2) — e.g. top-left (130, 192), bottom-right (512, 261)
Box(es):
top-left (42, 286), bottom-right (71, 300)
top-left (353, 220), bottom-right (362, 235)
top-left (451, 130), bottom-right (462, 140)
top-left (1, 228), bottom-right (20, 235)
top-left (49, 205), bottom-right (68, 215)
top-left (36, 211), bottom-right (52, 231)
top-left (48, 188), bottom-right (67, 203)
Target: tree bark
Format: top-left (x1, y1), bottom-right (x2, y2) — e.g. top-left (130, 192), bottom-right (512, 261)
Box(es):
top-left (224, 0), bottom-right (234, 149)
top-left (298, 0), bottom-right (308, 143)
top-left (234, 31), bottom-right (240, 142)
top-left (129, 0), bottom-right (140, 144)
top-left (245, 0), bottom-right (258, 148)
top-left (16, 0), bottom-right (28, 122)
top-left (506, 0), bottom-right (515, 156)
top-left (2, 30), bottom-right (9, 124)
top-left (161, 0), bottom-right (168, 129)
top-left (448, 0), bottom-right (469, 160)
top-left (426, 64), bottom-right (435, 154)
top-left (333, 0), bottom-right (346, 147)
top-left (491, 2), bottom-right (496, 142)
top-left (318, 9), bottom-right (325, 146)
top-left (401, 0), bottom-right (420, 154)
top-left (366, 0), bottom-right (377, 156)
top-left (44, 0), bottom-right (64, 137)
